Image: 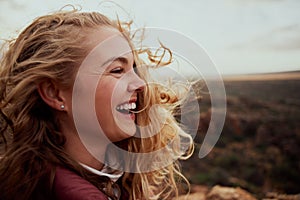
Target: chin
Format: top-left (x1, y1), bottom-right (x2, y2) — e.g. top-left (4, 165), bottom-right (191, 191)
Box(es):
top-left (108, 126), bottom-right (136, 143)
top-left (119, 127), bottom-right (137, 140)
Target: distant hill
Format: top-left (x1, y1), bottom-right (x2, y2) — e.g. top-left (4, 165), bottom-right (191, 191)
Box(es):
top-left (222, 70), bottom-right (300, 81)
top-left (180, 71), bottom-right (300, 198)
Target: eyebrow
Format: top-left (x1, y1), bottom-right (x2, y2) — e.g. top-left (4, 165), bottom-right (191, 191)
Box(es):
top-left (100, 56), bottom-right (129, 68)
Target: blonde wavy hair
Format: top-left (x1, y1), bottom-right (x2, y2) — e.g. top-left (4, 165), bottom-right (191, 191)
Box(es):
top-left (0, 7), bottom-right (194, 200)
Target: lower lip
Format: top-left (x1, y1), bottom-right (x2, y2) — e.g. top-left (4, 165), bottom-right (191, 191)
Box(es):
top-left (130, 113), bottom-right (135, 121)
top-left (117, 111), bottom-right (135, 121)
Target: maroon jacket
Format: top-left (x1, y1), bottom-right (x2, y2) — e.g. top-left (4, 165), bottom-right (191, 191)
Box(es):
top-left (53, 167), bottom-right (109, 200)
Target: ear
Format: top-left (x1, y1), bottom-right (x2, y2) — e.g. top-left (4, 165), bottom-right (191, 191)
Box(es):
top-left (37, 80), bottom-right (67, 111)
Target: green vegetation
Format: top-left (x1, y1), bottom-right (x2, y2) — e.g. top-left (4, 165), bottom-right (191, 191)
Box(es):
top-left (181, 78), bottom-right (300, 198)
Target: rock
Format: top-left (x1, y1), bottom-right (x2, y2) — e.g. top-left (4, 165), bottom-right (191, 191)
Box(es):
top-left (263, 192), bottom-right (300, 200)
top-left (176, 192), bottom-right (206, 200)
top-left (206, 185), bottom-right (257, 200)
top-left (190, 184), bottom-right (209, 194)
top-left (176, 185), bottom-right (300, 200)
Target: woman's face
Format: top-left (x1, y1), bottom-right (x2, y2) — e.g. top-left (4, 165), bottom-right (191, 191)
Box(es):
top-left (72, 27), bottom-right (145, 143)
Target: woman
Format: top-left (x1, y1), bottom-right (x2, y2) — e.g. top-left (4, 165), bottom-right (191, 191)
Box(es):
top-left (0, 7), bottom-right (193, 200)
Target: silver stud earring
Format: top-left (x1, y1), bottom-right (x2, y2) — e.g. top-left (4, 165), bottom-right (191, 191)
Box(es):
top-left (60, 105), bottom-right (65, 109)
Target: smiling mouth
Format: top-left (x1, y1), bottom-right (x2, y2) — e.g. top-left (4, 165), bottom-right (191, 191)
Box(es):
top-left (116, 102), bottom-right (137, 114)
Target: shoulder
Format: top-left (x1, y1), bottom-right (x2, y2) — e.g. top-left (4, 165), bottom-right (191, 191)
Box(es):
top-left (53, 166), bottom-right (109, 200)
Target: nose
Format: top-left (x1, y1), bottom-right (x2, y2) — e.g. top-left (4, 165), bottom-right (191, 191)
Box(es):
top-left (127, 69), bottom-right (145, 92)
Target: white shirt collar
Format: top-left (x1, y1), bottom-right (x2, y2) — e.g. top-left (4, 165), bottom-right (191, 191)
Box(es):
top-left (80, 163), bottom-right (123, 183)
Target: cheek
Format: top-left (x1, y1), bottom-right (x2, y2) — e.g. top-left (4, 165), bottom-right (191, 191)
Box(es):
top-left (95, 80), bottom-right (115, 115)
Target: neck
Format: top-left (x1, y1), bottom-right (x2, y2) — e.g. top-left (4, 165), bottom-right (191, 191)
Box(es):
top-left (59, 112), bottom-right (110, 170)
top-left (63, 132), bottom-right (108, 170)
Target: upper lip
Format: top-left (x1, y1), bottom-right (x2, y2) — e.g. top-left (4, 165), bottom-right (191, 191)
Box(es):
top-left (117, 96), bottom-right (137, 106)
top-left (129, 97), bottom-right (137, 103)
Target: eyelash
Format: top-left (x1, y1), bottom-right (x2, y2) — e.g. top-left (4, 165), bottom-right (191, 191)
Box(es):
top-left (133, 66), bottom-right (138, 74)
top-left (110, 67), bottom-right (124, 74)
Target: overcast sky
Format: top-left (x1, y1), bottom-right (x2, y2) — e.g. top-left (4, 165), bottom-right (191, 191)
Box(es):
top-left (0, 0), bottom-right (300, 75)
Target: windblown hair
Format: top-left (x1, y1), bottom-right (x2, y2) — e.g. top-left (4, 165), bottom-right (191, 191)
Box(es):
top-left (120, 46), bottom-right (195, 199)
top-left (0, 6), bottom-right (194, 200)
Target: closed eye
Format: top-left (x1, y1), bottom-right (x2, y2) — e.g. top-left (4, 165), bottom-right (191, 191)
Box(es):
top-left (110, 67), bottom-right (124, 74)
top-left (133, 63), bottom-right (138, 74)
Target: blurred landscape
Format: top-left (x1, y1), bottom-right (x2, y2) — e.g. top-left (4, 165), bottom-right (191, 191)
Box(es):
top-left (180, 71), bottom-right (300, 199)
top-left (1, 69), bottom-right (299, 199)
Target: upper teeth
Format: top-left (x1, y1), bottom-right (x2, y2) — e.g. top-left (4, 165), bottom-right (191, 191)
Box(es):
top-left (116, 102), bottom-right (136, 111)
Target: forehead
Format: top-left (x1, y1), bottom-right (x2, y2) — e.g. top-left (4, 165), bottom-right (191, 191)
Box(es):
top-left (85, 26), bottom-right (132, 54)
top-left (86, 27), bottom-right (121, 45)
top-left (79, 27), bottom-right (133, 72)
